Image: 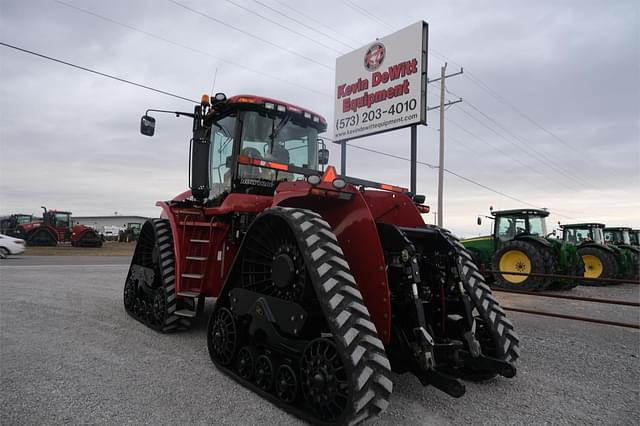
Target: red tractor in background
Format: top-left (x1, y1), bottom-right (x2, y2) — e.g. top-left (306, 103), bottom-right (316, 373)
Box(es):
top-left (16, 207), bottom-right (102, 247)
top-left (124, 93), bottom-right (519, 425)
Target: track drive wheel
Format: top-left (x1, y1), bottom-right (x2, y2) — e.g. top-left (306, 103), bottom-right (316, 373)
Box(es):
top-left (207, 207), bottom-right (392, 425)
top-left (78, 230), bottom-right (103, 247)
top-left (578, 246), bottom-right (617, 285)
top-left (443, 230), bottom-right (520, 381)
top-left (123, 219), bottom-right (193, 332)
top-left (492, 240), bottom-right (550, 290)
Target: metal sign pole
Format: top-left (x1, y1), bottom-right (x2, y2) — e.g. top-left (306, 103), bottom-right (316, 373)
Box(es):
top-left (340, 141), bottom-right (347, 175)
top-left (410, 125), bottom-right (417, 195)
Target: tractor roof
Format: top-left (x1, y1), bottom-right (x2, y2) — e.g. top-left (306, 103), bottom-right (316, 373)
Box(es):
top-left (604, 227), bottom-right (632, 231)
top-left (560, 223), bottom-right (605, 229)
top-left (492, 208), bottom-right (549, 218)
top-left (225, 94), bottom-right (327, 131)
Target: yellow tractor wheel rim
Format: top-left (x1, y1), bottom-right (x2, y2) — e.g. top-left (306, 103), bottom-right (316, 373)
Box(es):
top-left (582, 254), bottom-right (603, 278)
top-left (499, 250), bottom-right (532, 284)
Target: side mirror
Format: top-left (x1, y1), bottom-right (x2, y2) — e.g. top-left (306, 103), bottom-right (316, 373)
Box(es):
top-left (318, 148), bottom-right (329, 165)
top-left (477, 216), bottom-right (482, 226)
top-left (412, 194), bottom-right (426, 204)
top-left (140, 115), bottom-right (156, 136)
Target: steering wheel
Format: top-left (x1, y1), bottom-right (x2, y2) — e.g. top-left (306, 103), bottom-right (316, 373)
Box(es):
top-left (241, 147), bottom-right (262, 160)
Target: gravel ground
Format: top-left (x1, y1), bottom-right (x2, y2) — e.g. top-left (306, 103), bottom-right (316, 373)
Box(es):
top-left (1, 256), bottom-right (638, 425)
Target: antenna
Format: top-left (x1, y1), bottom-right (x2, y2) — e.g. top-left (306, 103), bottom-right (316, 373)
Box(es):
top-left (210, 67), bottom-right (219, 97)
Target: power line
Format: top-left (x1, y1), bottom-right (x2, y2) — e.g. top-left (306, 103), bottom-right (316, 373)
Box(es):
top-left (0, 41), bottom-right (198, 104)
top-left (52, 0), bottom-right (331, 98)
top-left (167, 0), bottom-right (334, 70)
top-left (345, 142), bottom-right (574, 218)
top-left (459, 101), bottom-right (595, 187)
top-left (342, 0), bottom-right (394, 31)
top-left (251, 0), bottom-right (356, 51)
top-left (222, 0), bottom-right (344, 54)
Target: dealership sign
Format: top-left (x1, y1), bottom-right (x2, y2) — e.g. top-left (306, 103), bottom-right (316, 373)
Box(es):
top-left (334, 21), bottom-right (428, 141)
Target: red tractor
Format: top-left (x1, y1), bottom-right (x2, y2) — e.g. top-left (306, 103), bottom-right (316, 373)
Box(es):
top-left (18, 207), bottom-right (102, 247)
top-left (125, 93), bottom-right (519, 425)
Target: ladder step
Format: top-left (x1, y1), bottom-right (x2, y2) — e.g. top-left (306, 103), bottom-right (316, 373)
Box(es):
top-left (177, 290), bottom-right (201, 298)
top-left (186, 256), bottom-right (208, 261)
top-left (173, 309), bottom-right (197, 318)
top-left (190, 239), bottom-right (210, 243)
top-left (182, 273), bottom-right (204, 279)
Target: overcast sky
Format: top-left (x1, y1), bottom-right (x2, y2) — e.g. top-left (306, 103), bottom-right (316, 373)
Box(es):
top-left (1, 0), bottom-right (638, 237)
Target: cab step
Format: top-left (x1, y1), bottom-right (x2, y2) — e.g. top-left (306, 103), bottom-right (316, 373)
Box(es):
top-left (177, 290), bottom-right (201, 298)
top-left (186, 256), bottom-right (208, 261)
top-left (182, 273), bottom-right (204, 279)
top-left (174, 309), bottom-right (197, 318)
top-left (190, 239), bottom-right (210, 243)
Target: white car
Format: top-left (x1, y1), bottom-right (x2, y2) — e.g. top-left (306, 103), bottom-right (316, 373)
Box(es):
top-left (0, 233), bottom-right (26, 258)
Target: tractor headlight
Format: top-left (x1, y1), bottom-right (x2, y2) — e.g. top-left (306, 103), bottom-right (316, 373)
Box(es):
top-left (307, 175), bottom-right (321, 186)
top-left (332, 178), bottom-right (346, 190)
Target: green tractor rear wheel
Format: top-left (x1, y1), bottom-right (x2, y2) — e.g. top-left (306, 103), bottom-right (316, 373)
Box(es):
top-left (492, 241), bottom-right (551, 290)
top-left (578, 246), bottom-right (617, 286)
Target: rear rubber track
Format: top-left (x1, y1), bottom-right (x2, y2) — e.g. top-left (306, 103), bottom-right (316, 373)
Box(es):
top-left (123, 219), bottom-right (192, 332)
top-left (209, 207), bottom-right (392, 426)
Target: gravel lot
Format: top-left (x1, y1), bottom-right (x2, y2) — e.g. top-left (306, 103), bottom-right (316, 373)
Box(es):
top-left (1, 256), bottom-right (638, 425)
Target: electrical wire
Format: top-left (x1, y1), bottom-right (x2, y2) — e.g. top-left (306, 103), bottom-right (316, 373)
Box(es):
top-left (52, 0), bottom-right (331, 97)
top-left (222, 0), bottom-right (344, 54)
top-left (261, 0), bottom-right (357, 50)
top-left (167, 0), bottom-right (334, 70)
top-left (0, 41), bottom-right (198, 104)
top-left (334, 140), bottom-right (575, 218)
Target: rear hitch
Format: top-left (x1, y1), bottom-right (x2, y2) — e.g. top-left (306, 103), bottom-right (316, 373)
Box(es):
top-left (459, 350), bottom-right (517, 378)
top-left (416, 369), bottom-right (466, 398)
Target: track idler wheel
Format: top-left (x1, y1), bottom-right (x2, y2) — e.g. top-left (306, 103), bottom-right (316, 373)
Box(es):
top-left (255, 355), bottom-right (275, 391)
top-left (237, 347), bottom-right (255, 381)
top-left (275, 364), bottom-right (297, 404)
top-left (209, 308), bottom-right (238, 366)
top-left (301, 338), bottom-right (349, 422)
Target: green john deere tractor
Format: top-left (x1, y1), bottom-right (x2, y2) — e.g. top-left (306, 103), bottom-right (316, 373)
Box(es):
top-left (603, 227), bottom-right (640, 282)
top-left (560, 223), bottom-right (619, 284)
top-left (461, 208), bottom-right (583, 291)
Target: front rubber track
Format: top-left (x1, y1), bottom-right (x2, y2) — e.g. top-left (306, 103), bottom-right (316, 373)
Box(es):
top-left (208, 207), bottom-right (393, 426)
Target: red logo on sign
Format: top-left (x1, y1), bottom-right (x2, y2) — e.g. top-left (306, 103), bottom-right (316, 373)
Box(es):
top-left (364, 42), bottom-right (385, 72)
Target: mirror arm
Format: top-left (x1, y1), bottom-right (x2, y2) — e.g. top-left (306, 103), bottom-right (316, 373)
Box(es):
top-left (145, 108), bottom-right (195, 118)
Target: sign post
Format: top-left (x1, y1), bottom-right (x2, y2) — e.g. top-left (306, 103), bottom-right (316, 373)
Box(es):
top-left (333, 21), bottom-right (428, 193)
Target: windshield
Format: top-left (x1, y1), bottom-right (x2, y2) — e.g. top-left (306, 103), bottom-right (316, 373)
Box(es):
top-left (496, 215), bottom-right (547, 240)
top-left (16, 215), bottom-right (32, 224)
top-left (239, 111), bottom-right (318, 182)
top-left (527, 216), bottom-right (547, 236)
top-left (564, 227), bottom-right (603, 244)
top-left (210, 114), bottom-right (237, 197)
top-left (54, 213), bottom-right (70, 228)
top-left (605, 229), bottom-right (631, 245)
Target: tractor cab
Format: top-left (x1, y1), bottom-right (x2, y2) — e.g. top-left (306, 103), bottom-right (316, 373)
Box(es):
top-left (561, 223), bottom-right (605, 245)
top-left (141, 94), bottom-right (328, 205)
top-left (492, 209), bottom-right (549, 242)
top-left (43, 210), bottom-right (72, 230)
top-left (630, 230), bottom-right (640, 246)
top-left (604, 227), bottom-right (632, 246)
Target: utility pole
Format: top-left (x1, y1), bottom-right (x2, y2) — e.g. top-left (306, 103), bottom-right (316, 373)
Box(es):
top-left (427, 63), bottom-right (463, 227)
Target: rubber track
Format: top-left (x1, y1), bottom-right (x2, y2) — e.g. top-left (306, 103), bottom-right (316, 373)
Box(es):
top-left (442, 229), bottom-right (520, 363)
top-left (124, 219), bottom-right (192, 332)
top-left (213, 207), bottom-right (393, 425)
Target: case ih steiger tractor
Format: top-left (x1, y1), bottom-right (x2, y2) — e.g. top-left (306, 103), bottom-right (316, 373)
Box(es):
top-left (12, 207), bottom-right (102, 247)
top-left (124, 93), bottom-right (519, 425)
top-left (461, 208), bottom-right (583, 291)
